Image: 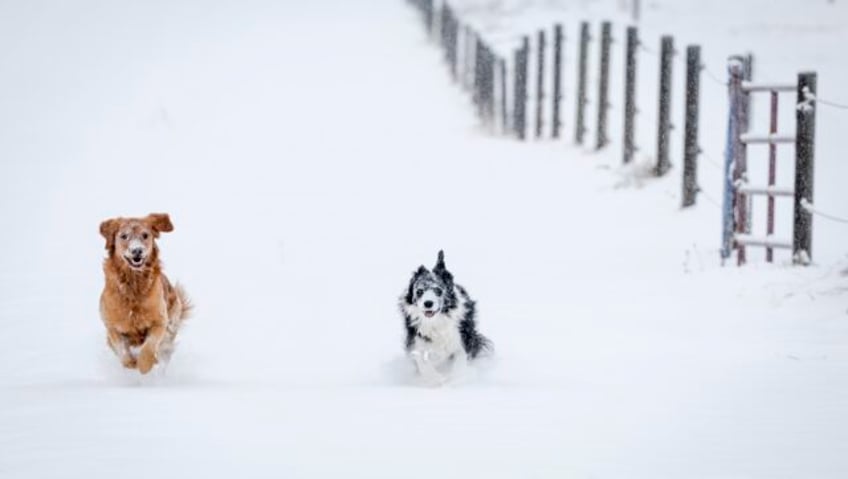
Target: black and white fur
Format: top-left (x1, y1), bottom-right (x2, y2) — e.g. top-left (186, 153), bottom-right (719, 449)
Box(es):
top-left (399, 251), bottom-right (491, 384)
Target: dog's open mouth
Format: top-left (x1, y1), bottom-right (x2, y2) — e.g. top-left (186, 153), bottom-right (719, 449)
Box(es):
top-left (424, 310), bottom-right (436, 318)
top-left (125, 256), bottom-right (145, 268)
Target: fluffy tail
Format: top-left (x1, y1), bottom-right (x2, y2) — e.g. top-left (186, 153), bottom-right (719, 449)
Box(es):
top-left (469, 332), bottom-right (493, 359)
top-left (175, 283), bottom-right (193, 322)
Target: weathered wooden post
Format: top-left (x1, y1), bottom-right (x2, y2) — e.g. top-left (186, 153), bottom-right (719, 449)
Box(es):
top-left (655, 35), bottom-right (674, 176)
top-left (535, 30), bottom-right (546, 138)
top-left (721, 59), bottom-right (744, 263)
top-left (424, 0), bottom-right (434, 37)
top-left (681, 45), bottom-right (701, 207)
top-left (793, 72), bottom-right (816, 265)
top-left (575, 22), bottom-right (590, 144)
top-left (739, 53), bottom-right (753, 235)
top-left (464, 25), bottom-right (475, 92)
top-left (474, 33), bottom-right (483, 111)
top-left (514, 37), bottom-right (529, 140)
top-left (552, 23), bottom-right (564, 139)
top-left (622, 26), bottom-right (638, 163)
top-left (450, 12), bottom-right (459, 80)
top-left (595, 21), bottom-right (612, 149)
top-left (483, 43), bottom-right (495, 125)
top-left (500, 57), bottom-right (508, 134)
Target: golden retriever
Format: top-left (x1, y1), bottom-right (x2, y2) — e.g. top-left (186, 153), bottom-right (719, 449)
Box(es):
top-left (99, 213), bottom-right (191, 374)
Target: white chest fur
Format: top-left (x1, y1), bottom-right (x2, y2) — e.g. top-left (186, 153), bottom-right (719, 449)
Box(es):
top-left (411, 302), bottom-right (467, 366)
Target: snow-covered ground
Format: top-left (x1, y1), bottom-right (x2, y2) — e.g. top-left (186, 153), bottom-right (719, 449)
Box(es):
top-left (0, 0), bottom-right (846, 477)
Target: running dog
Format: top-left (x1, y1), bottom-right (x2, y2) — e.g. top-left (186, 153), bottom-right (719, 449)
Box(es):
top-left (99, 213), bottom-right (191, 374)
top-left (399, 251), bottom-right (491, 385)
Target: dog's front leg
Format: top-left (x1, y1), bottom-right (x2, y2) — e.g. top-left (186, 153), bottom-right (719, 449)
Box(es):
top-left (411, 349), bottom-right (445, 387)
top-left (137, 323), bottom-right (166, 374)
top-left (107, 329), bottom-right (135, 369)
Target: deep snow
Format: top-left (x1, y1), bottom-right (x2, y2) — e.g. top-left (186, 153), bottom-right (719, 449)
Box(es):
top-left (0, 0), bottom-right (846, 478)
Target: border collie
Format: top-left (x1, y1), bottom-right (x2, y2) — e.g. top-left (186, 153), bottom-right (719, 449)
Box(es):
top-left (399, 251), bottom-right (491, 385)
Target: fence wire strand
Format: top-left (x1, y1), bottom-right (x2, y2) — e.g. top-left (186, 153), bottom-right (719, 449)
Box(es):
top-left (802, 199), bottom-right (848, 225)
top-left (638, 42), bottom-right (657, 56)
top-left (702, 65), bottom-right (727, 88)
top-left (816, 97), bottom-right (848, 111)
top-left (697, 185), bottom-right (722, 210)
top-left (700, 150), bottom-right (724, 171)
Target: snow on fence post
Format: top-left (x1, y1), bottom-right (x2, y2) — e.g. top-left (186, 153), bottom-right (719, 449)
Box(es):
top-left (740, 53), bottom-right (754, 235)
top-left (552, 23), bottom-right (564, 139)
top-left (535, 29), bottom-right (546, 138)
top-left (721, 57), bottom-right (747, 265)
top-left (500, 57), bottom-right (508, 134)
top-left (681, 45), bottom-right (701, 208)
top-left (513, 36), bottom-right (529, 140)
top-left (622, 26), bottom-right (638, 163)
top-left (792, 72), bottom-right (816, 265)
top-left (595, 21), bottom-right (612, 149)
top-left (655, 35), bottom-right (674, 176)
top-left (575, 22), bottom-right (590, 144)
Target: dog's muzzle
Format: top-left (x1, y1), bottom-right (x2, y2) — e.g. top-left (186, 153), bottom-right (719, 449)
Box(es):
top-left (125, 254), bottom-right (145, 268)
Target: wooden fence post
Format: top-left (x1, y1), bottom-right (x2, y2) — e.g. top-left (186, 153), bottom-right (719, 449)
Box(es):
top-left (464, 25), bottom-right (474, 92)
top-left (500, 58), bottom-right (508, 134)
top-left (514, 37), bottom-right (529, 140)
top-left (449, 11), bottom-right (458, 80)
top-left (552, 24), bottom-right (564, 139)
top-left (793, 72), bottom-right (816, 265)
top-left (424, 0), bottom-right (433, 37)
top-left (655, 35), bottom-right (674, 176)
top-left (535, 30), bottom-right (546, 138)
top-left (721, 58), bottom-right (745, 263)
top-left (595, 21), bottom-right (612, 149)
top-left (474, 33), bottom-right (482, 111)
top-left (681, 45), bottom-right (701, 207)
top-left (575, 22), bottom-right (590, 144)
top-left (622, 26), bottom-right (638, 163)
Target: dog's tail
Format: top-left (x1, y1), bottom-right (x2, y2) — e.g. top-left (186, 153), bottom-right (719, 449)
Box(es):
top-left (175, 283), bottom-right (193, 323)
top-left (469, 332), bottom-right (493, 359)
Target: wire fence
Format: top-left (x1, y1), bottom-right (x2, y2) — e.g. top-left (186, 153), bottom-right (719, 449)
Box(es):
top-left (406, 0), bottom-right (845, 264)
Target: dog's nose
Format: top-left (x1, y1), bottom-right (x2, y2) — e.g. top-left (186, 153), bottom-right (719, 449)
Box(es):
top-left (130, 247), bottom-right (143, 257)
top-left (423, 300), bottom-right (433, 309)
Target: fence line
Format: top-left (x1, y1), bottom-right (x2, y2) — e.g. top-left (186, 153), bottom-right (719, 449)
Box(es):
top-left (406, 0), bottom-right (831, 267)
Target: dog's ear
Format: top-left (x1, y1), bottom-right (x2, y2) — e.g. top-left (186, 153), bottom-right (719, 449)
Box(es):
top-left (145, 213), bottom-right (173, 236)
top-left (433, 250), bottom-right (446, 272)
top-left (99, 218), bottom-right (119, 253)
top-left (433, 250), bottom-right (453, 285)
top-left (405, 266), bottom-right (428, 304)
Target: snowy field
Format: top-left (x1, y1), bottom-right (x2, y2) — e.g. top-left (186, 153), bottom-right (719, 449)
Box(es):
top-left (1, 0), bottom-right (847, 477)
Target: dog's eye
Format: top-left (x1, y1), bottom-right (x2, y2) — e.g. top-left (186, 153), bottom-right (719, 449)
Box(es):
top-left (119, 234), bottom-right (128, 241)
top-left (141, 232), bottom-right (149, 240)
top-left (416, 289), bottom-right (423, 297)
top-left (434, 288), bottom-right (443, 297)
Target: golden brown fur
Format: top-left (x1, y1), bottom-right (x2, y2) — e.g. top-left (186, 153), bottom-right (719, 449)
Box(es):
top-left (99, 213), bottom-right (191, 374)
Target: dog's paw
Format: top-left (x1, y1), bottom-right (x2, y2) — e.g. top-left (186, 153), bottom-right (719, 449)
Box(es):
top-left (121, 355), bottom-right (137, 369)
top-left (136, 347), bottom-right (158, 374)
